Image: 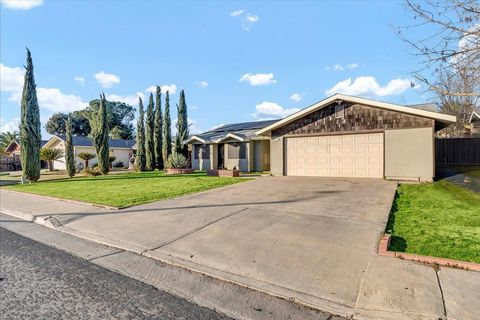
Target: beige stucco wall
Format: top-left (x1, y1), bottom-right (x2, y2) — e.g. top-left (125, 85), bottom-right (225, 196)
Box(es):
top-left (191, 144), bottom-right (213, 170)
top-left (385, 127), bottom-right (434, 182)
top-left (253, 140), bottom-right (270, 171)
top-left (224, 141), bottom-right (250, 172)
top-left (270, 137), bottom-right (284, 176)
top-left (52, 143), bottom-right (132, 170)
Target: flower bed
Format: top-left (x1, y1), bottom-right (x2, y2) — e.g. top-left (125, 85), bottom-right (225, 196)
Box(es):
top-left (165, 168), bottom-right (195, 175)
top-left (207, 169), bottom-right (240, 177)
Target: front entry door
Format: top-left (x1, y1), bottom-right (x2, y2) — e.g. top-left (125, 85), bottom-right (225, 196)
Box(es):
top-left (218, 144), bottom-right (225, 169)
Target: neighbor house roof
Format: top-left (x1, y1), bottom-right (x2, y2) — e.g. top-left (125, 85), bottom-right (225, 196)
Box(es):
top-left (44, 135), bottom-right (136, 149)
top-left (4, 139), bottom-right (48, 154)
top-left (256, 94), bottom-right (457, 135)
top-left (469, 109), bottom-right (480, 123)
top-left (186, 120), bottom-right (278, 144)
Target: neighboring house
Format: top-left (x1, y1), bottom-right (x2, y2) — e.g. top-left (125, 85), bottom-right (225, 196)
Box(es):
top-left (2, 139), bottom-right (49, 171)
top-left (186, 120), bottom-right (276, 172)
top-left (43, 135), bottom-right (135, 170)
top-left (468, 109), bottom-right (480, 137)
top-left (188, 94), bottom-right (457, 182)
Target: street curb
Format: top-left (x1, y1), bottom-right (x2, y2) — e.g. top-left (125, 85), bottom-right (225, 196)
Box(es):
top-left (0, 212), bottom-right (341, 320)
top-left (379, 234), bottom-right (480, 272)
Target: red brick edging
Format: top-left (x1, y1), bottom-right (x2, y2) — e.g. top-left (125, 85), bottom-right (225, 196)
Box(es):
top-left (378, 234), bottom-right (480, 272)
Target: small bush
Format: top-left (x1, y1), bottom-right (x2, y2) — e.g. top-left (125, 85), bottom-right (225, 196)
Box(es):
top-left (112, 161), bottom-right (124, 168)
top-left (166, 153), bottom-right (189, 169)
top-left (82, 167), bottom-right (102, 176)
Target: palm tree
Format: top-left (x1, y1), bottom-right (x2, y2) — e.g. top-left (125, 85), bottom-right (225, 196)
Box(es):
top-left (77, 152), bottom-right (96, 168)
top-left (40, 148), bottom-right (64, 171)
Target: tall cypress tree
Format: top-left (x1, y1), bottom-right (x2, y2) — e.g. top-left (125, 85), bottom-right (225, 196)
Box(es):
top-left (175, 90), bottom-right (189, 156)
top-left (135, 97), bottom-right (146, 171)
top-left (20, 48), bottom-right (41, 182)
top-left (162, 91), bottom-right (172, 164)
top-left (92, 93), bottom-right (110, 174)
top-left (65, 114), bottom-right (76, 178)
top-left (154, 86), bottom-right (163, 170)
top-left (145, 93), bottom-right (155, 171)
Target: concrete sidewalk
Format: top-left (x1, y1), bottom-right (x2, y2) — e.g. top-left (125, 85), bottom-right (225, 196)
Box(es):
top-left (1, 177), bottom-right (479, 320)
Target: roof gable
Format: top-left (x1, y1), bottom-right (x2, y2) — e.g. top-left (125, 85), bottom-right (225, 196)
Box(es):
top-left (256, 94), bottom-right (457, 135)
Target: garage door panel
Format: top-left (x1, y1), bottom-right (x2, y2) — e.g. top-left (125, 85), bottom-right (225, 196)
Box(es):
top-left (286, 133), bottom-right (384, 178)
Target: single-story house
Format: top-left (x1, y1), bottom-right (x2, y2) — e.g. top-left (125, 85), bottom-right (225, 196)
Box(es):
top-left (43, 135), bottom-right (135, 170)
top-left (2, 139), bottom-right (49, 171)
top-left (468, 109), bottom-right (480, 137)
top-left (188, 94), bottom-right (456, 181)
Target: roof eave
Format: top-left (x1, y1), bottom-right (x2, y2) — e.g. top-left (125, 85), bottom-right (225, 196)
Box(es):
top-left (255, 93), bottom-right (457, 135)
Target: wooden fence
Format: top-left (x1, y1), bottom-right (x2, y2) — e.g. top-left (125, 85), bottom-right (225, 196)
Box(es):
top-left (435, 138), bottom-right (480, 166)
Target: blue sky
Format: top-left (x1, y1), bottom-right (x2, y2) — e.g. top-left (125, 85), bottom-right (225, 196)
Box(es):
top-left (1, 0), bottom-right (430, 137)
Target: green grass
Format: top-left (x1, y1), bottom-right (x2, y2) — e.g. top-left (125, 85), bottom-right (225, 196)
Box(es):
top-left (3, 171), bottom-right (247, 208)
top-left (386, 180), bottom-right (480, 263)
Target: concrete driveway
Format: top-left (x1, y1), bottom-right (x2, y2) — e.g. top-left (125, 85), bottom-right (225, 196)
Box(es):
top-left (4, 177), bottom-right (476, 319)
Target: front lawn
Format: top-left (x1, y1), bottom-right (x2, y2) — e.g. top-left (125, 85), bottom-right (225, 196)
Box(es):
top-left (3, 171), bottom-right (246, 208)
top-left (386, 180), bottom-right (480, 263)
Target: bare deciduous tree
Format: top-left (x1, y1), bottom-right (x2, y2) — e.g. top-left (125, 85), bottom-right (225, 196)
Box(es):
top-left (399, 0), bottom-right (479, 136)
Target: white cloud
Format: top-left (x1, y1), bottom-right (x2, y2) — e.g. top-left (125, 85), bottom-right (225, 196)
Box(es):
top-left (196, 81), bottom-right (208, 88)
top-left (1, 0), bottom-right (43, 10)
top-left (252, 101), bottom-right (300, 120)
top-left (74, 76), bottom-right (85, 86)
top-left (190, 105), bottom-right (199, 110)
top-left (105, 92), bottom-right (145, 106)
top-left (325, 63), bottom-right (359, 71)
top-left (145, 84), bottom-right (177, 94)
top-left (230, 9), bottom-right (259, 31)
top-left (325, 76), bottom-right (413, 97)
top-left (240, 73), bottom-right (276, 86)
top-left (36, 88), bottom-right (89, 112)
top-left (0, 64), bottom-right (24, 92)
top-left (230, 9), bottom-right (244, 17)
top-left (289, 93), bottom-right (303, 103)
top-left (1, 63), bottom-right (88, 113)
top-left (0, 118), bottom-right (20, 133)
top-left (94, 71), bottom-right (120, 88)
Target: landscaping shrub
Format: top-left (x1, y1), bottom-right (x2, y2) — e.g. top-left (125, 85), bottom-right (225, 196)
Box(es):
top-left (165, 153), bottom-right (189, 169)
top-left (82, 167), bottom-right (102, 176)
top-left (112, 161), bottom-right (124, 168)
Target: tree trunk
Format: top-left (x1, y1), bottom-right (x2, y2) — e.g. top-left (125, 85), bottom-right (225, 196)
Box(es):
top-left (48, 161), bottom-right (53, 171)
top-left (85, 160), bottom-right (89, 168)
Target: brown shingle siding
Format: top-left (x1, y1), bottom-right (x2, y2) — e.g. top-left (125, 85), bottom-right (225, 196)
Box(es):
top-left (272, 102), bottom-right (434, 138)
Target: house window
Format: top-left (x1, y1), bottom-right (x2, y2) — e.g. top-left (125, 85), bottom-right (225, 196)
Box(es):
top-left (195, 145), bottom-right (210, 159)
top-left (227, 142), bottom-right (246, 159)
top-left (335, 104), bottom-right (345, 119)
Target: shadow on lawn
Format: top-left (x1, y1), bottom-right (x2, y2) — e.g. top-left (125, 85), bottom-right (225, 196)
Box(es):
top-left (385, 191), bottom-right (407, 252)
top-left (31, 173), bottom-right (228, 184)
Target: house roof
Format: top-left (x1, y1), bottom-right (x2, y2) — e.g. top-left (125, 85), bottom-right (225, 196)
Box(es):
top-left (186, 120), bottom-right (278, 144)
top-left (407, 103), bottom-right (438, 112)
top-left (4, 139), bottom-right (48, 153)
top-left (256, 94), bottom-right (457, 135)
top-left (470, 109), bottom-right (480, 123)
top-left (45, 135), bottom-right (136, 149)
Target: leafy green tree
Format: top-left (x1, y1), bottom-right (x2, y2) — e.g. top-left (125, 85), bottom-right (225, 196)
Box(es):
top-left (80, 100), bottom-right (135, 139)
top-left (45, 112), bottom-right (90, 136)
top-left (135, 97), bottom-right (146, 171)
top-left (145, 93), bottom-right (156, 170)
top-left (154, 86), bottom-right (163, 170)
top-left (40, 148), bottom-right (64, 171)
top-left (77, 152), bottom-right (96, 168)
top-left (65, 114), bottom-right (76, 178)
top-left (162, 91), bottom-right (172, 165)
top-left (91, 93), bottom-right (110, 174)
top-left (175, 90), bottom-right (189, 156)
top-left (20, 48), bottom-right (41, 182)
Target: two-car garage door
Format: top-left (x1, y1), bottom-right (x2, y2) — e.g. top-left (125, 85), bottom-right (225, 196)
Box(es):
top-left (285, 133), bottom-right (384, 178)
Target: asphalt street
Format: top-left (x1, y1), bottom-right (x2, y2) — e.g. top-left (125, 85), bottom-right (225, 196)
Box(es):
top-left (0, 227), bottom-right (232, 320)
